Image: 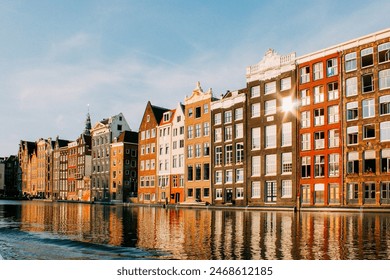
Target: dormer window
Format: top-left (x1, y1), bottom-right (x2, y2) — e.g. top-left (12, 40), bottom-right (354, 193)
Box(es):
top-left (163, 112), bottom-right (171, 122)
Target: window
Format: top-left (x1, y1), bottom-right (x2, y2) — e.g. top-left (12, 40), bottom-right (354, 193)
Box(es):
top-left (301, 156), bottom-right (311, 178)
top-left (280, 77), bottom-right (291, 91)
top-left (203, 163), bottom-right (210, 180)
top-left (236, 143), bottom-right (244, 163)
top-left (163, 112), bottom-right (171, 122)
top-left (215, 171), bottom-right (222, 184)
top-left (313, 62), bottom-right (323, 80)
top-left (235, 108), bottom-right (243, 120)
top-left (314, 155), bottom-right (325, 177)
top-left (215, 188), bottom-right (222, 199)
top-left (361, 47), bottom-right (373, 68)
top-left (195, 164), bottom-right (201, 180)
top-left (347, 126), bottom-right (358, 145)
top-left (236, 168), bottom-right (244, 182)
top-left (180, 126), bottom-right (184, 135)
top-left (282, 153), bottom-right (292, 174)
top-left (346, 77), bottom-right (357, 97)
top-left (251, 85), bottom-right (260, 98)
top-left (236, 188), bottom-right (244, 199)
top-left (328, 82), bottom-right (339, 100)
top-left (301, 111), bottom-right (310, 128)
top-left (282, 180), bottom-right (292, 198)
top-left (345, 52), bottom-right (357, 72)
top-left (382, 149), bottom-right (390, 173)
top-left (251, 182), bottom-right (260, 198)
top-left (203, 142), bottom-right (210, 156)
top-left (329, 184), bottom-right (340, 204)
top-left (215, 146), bottom-right (222, 165)
top-left (265, 181), bottom-right (277, 202)
top-left (235, 123), bottom-right (243, 139)
top-left (364, 150), bottom-right (376, 173)
top-left (314, 184), bottom-right (324, 204)
top-left (225, 170), bottom-right (233, 184)
top-left (195, 144), bottom-right (201, 157)
top-left (378, 42), bottom-right (390, 63)
top-left (364, 182), bottom-right (376, 202)
top-left (314, 86), bottom-right (324, 103)
top-left (379, 69), bottom-right (390, 90)
top-left (188, 108), bottom-right (193, 118)
top-left (380, 122), bottom-right (390, 142)
top-left (381, 182), bottom-right (390, 203)
top-left (204, 104), bottom-right (209, 114)
top-left (224, 111), bottom-right (232, 123)
top-left (282, 122), bottom-right (292, 147)
top-left (301, 133), bottom-right (311, 151)
top-left (265, 99), bottom-right (276, 115)
top-left (265, 81), bottom-right (276, 94)
top-left (329, 129), bottom-right (339, 148)
top-left (202, 122), bottom-right (209, 136)
top-left (328, 105), bottom-right (339, 124)
top-left (300, 66), bottom-right (310, 84)
top-left (187, 126), bottom-right (193, 139)
top-left (252, 156), bottom-right (260, 176)
top-left (314, 131), bottom-right (325, 150)
top-left (314, 108), bottom-right (324, 126)
top-left (265, 154), bottom-right (277, 175)
top-left (251, 103), bottom-right (260, 118)
top-left (362, 74), bottom-right (374, 93)
top-left (363, 124), bottom-right (375, 139)
top-left (224, 126), bottom-right (232, 141)
top-left (187, 145), bottom-right (193, 158)
top-left (195, 124), bottom-right (201, 138)
top-left (301, 89), bottom-right (310, 106)
top-left (214, 113), bottom-right (221, 125)
top-left (380, 95), bottom-right (390, 115)
top-left (265, 125), bottom-right (276, 148)
top-left (225, 145), bottom-right (233, 165)
top-left (362, 98), bottom-right (375, 118)
top-left (187, 165), bottom-right (193, 181)
top-left (301, 185), bottom-right (310, 204)
top-left (281, 96), bottom-right (293, 112)
top-left (252, 127), bottom-right (260, 150)
top-left (329, 153), bottom-right (340, 177)
top-left (347, 152), bottom-right (359, 174)
top-left (327, 58), bottom-right (338, 77)
top-left (214, 128), bottom-right (222, 142)
top-left (347, 183), bottom-right (359, 201)
top-left (346, 101), bottom-right (358, 120)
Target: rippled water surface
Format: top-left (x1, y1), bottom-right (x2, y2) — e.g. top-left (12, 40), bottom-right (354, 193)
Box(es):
top-left (1, 200), bottom-right (390, 260)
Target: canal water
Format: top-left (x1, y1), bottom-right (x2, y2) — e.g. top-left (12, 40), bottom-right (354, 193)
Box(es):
top-left (0, 200), bottom-right (390, 260)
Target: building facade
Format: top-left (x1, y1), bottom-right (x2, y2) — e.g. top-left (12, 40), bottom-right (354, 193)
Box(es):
top-left (91, 113), bottom-right (131, 202)
top-left (245, 49), bottom-right (298, 208)
top-left (138, 102), bottom-right (169, 204)
top-left (109, 130), bottom-right (138, 202)
top-left (297, 50), bottom-right (342, 207)
top-left (211, 90), bottom-right (247, 206)
top-left (170, 103), bottom-right (186, 203)
top-left (342, 29), bottom-right (390, 207)
top-left (184, 82), bottom-right (214, 204)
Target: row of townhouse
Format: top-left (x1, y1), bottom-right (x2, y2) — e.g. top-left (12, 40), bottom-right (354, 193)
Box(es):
top-left (18, 112), bottom-right (139, 202)
top-left (137, 28), bottom-right (390, 208)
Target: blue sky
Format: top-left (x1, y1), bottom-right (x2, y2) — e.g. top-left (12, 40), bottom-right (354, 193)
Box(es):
top-left (1, 0), bottom-right (389, 156)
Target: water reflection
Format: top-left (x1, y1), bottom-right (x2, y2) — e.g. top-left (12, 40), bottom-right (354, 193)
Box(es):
top-left (1, 201), bottom-right (390, 260)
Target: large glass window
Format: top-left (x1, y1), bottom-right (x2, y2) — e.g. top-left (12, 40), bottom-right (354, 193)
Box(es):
top-left (251, 85), bottom-right (260, 98)
top-left (314, 85), bottom-right (324, 103)
top-left (265, 154), bottom-right (277, 175)
top-left (301, 111), bottom-right (310, 128)
top-left (328, 82), bottom-right (339, 100)
top-left (380, 95), bottom-right (390, 115)
top-left (364, 150), bottom-right (376, 173)
top-left (280, 77), bottom-right (291, 91)
top-left (251, 103), bottom-right (260, 118)
top-left (361, 47), bottom-right (373, 68)
top-left (346, 77), bottom-right (357, 96)
top-left (347, 126), bottom-right (358, 145)
top-left (314, 155), bottom-right (325, 177)
top-left (251, 127), bottom-right (260, 150)
top-left (235, 123), bottom-right (243, 139)
top-left (314, 131), bottom-right (325, 150)
top-left (215, 146), bottom-right (222, 165)
top-left (379, 69), bottom-right (390, 90)
top-left (378, 42), bottom-right (390, 63)
top-left (300, 66), bottom-right (310, 83)
top-left (381, 121), bottom-right (390, 142)
top-left (301, 133), bottom-right (310, 151)
top-left (301, 156), bottom-right (311, 178)
top-left (236, 143), bottom-right (244, 163)
top-left (265, 125), bottom-right (276, 148)
top-left (362, 98), bottom-right (375, 118)
top-left (328, 105), bottom-right (339, 124)
top-left (346, 101), bottom-right (358, 121)
top-left (345, 52), bottom-right (357, 72)
top-left (235, 108), bottom-right (243, 120)
top-left (265, 81), bottom-right (276, 94)
top-left (282, 122), bottom-right (292, 147)
top-left (314, 108), bottom-right (324, 126)
top-left (282, 180), bottom-right (292, 198)
top-left (329, 153), bottom-right (340, 177)
top-left (347, 152), bottom-right (359, 174)
top-left (225, 145), bottom-right (233, 165)
top-left (328, 129), bottom-right (339, 148)
top-left (265, 181), bottom-right (277, 202)
top-left (252, 156), bottom-right (260, 177)
top-left (362, 74), bottom-right (374, 93)
top-left (313, 62), bottom-right (323, 80)
top-left (251, 182), bottom-right (260, 198)
top-left (327, 58), bottom-right (338, 77)
top-left (282, 153), bottom-right (292, 174)
top-left (265, 99), bottom-right (277, 115)
top-left (301, 89), bottom-right (310, 106)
